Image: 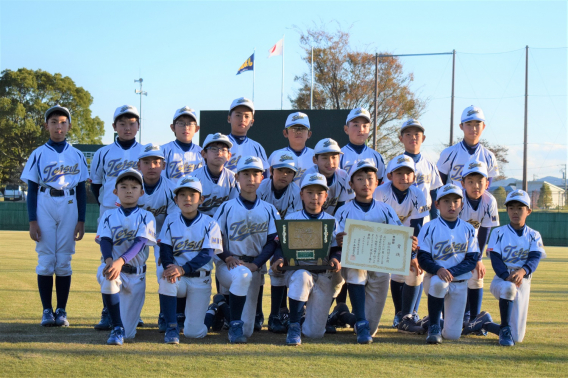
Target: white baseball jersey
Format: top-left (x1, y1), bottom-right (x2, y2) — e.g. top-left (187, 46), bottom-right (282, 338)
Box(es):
top-left (437, 141), bottom-right (499, 189)
top-left (96, 207), bottom-right (157, 267)
top-left (90, 140), bottom-right (143, 207)
top-left (303, 165), bottom-right (354, 215)
top-left (269, 146), bottom-right (315, 185)
top-left (417, 218), bottom-right (480, 281)
top-left (213, 197), bottom-right (280, 257)
top-left (340, 144), bottom-right (386, 181)
top-left (161, 140), bottom-right (203, 182)
top-left (335, 200), bottom-right (402, 233)
top-left (189, 166), bottom-right (240, 216)
top-left (226, 135), bottom-right (269, 173)
top-left (257, 179), bottom-right (302, 218)
top-left (373, 182), bottom-right (429, 227)
top-left (459, 191), bottom-right (499, 230)
top-left (486, 225), bottom-right (546, 271)
top-left (137, 177), bottom-right (179, 234)
top-left (158, 212), bottom-right (223, 272)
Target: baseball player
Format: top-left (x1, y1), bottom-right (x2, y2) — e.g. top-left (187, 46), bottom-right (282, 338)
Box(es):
top-left (458, 159), bottom-right (499, 334)
top-left (437, 105), bottom-right (499, 189)
top-left (95, 169), bottom-right (157, 345)
top-left (90, 105), bottom-right (144, 330)
top-left (373, 155), bottom-right (428, 333)
top-left (224, 98), bottom-right (269, 174)
top-left (21, 105), bottom-right (89, 327)
top-left (271, 173), bottom-right (342, 346)
top-left (267, 112), bottom-right (314, 185)
top-left (339, 107), bottom-right (385, 182)
top-left (335, 159), bottom-right (405, 343)
top-left (416, 184), bottom-right (481, 344)
top-left (213, 156), bottom-right (281, 343)
top-left (482, 190), bottom-right (546, 346)
top-left (161, 106), bottom-right (203, 182)
top-left (157, 176), bottom-right (223, 344)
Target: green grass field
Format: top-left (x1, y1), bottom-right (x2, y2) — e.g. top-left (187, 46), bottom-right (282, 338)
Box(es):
top-left (1, 231), bottom-right (567, 377)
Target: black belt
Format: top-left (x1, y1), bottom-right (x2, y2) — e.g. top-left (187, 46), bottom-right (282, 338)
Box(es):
top-left (186, 271), bottom-right (211, 278)
top-left (122, 264), bottom-right (146, 274)
top-left (40, 187), bottom-right (75, 197)
top-left (237, 256), bottom-right (255, 263)
top-left (453, 279), bottom-right (466, 283)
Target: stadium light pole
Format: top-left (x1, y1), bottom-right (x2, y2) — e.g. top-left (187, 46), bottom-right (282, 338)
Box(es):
top-left (134, 78), bottom-right (147, 143)
top-left (522, 46), bottom-right (528, 191)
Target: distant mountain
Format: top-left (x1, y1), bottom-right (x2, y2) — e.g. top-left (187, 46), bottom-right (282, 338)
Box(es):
top-left (539, 176), bottom-right (566, 187)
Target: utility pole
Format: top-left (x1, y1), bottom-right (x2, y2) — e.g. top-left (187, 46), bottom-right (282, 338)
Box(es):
top-left (522, 46), bottom-right (529, 191)
top-left (134, 78), bottom-right (147, 143)
top-left (450, 49), bottom-right (456, 146)
top-left (373, 53), bottom-right (379, 151)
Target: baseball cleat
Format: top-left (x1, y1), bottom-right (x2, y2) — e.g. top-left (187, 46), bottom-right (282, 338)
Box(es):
top-left (462, 311), bottom-right (492, 336)
top-left (54, 308), bottom-right (69, 327)
top-left (213, 294), bottom-right (226, 306)
top-left (176, 313), bottom-right (185, 331)
top-left (137, 317), bottom-right (144, 328)
top-left (355, 320), bottom-right (373, 344)
top-left (107, 326), bottom-right (125, 345)
top-left (325, 321), bottom-right (337, 334)
top-left (158, 313), bottom-right (167, 333)
top-left (228, 320), bottom-right (247, 344)
top-left (412, 311), bottom-right (420, 324)
top-left (164, 324), bottom-right (180, 344)
top-left (392, 311), bottom-right (402, 328)
top-left (94, 307), bottom-right (112, 330)
top-left (417, 315), bottom-right (430, 331)
top-left (286, 322), bottom-right (302, 346)
top-left (499, 326), bottom-right (515, 347)
top-left (268, 314), bottom-right (288, 333)
top-left (426, 324), bottom-right (442, 344)
top-left (254, 312), bottom-right (264, 331)
top-left (398, 314), bottom-right (425, 334)
top-left (41, 309), bottom-right (55, 327)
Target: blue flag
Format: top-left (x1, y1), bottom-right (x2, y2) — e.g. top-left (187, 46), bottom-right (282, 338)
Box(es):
top-left (236, 53), bottom-right (254, 75)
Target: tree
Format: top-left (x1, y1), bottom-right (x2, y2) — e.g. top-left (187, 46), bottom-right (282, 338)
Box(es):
top-left (493, 186), bottom-right (507, 209)
top-left (537, 183), bottom-right (553, 209)
top-left (290, 23), bottom-right (426, 161)
top-left (0, 68), bottom-right (104, 184)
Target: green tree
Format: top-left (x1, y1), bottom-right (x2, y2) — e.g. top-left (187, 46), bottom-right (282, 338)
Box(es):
top-left (0, 68), bottom-right (104, 184)
top-left (493, 186), bottom-right (507, 209)
top-left (537, 183), bottom-right (553, 209)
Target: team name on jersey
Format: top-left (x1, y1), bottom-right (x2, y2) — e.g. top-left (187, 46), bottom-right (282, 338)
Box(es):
top-left (171, 236), bottom-right (204, 255)
top-left (501, 245), bottom-right (530, 264)
top-left (110, 226), bottom-right (137, 246)
top-left (433, 240), bottom-right (469, 261)
top-left (466, 219), bottom-right (481, 229)
top-left (228, 220), bottom-right (269, 241)
top-left (139, 204), bottom-right (168, 217)
top-left (43, 163), bottom-right (81, 182)
top-left (449, 164), bottom-right (464, 181)
top-left (323, 197), bottom-right (339, 211)
top-left (107, 159), bottom-right (138, 177)
top-left (398, 210), bottom-right (413, 224)
top-left (226, 156), bottom-right (241, 171)
top-left (415, 173), bottom-right (431, 185)
top-left (295, 167), bottom-right (307, 180)
top-left (168, 161), bottom-right (199, 178)
top-left (201, 194), bottom-right (230, 212)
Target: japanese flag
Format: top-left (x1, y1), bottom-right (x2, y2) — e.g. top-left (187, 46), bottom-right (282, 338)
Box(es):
top-left (268, 38), bottom-right (283, 58)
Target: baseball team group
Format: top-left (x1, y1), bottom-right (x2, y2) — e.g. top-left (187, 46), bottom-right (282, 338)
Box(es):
top-left (21, 98), bottom-right (545, 347)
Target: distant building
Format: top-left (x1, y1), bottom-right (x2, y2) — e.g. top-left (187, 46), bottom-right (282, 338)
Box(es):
top-left (490, 180), bottom-right (566, 209)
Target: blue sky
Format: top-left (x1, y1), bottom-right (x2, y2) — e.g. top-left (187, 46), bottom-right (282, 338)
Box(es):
top-left (1, 0), bottom-right (566, 180)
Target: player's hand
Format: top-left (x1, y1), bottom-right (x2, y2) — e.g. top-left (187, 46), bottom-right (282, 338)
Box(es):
top-left (411, 236), bottom-right (418, 251)
top-left (436, 267), bottom-right (453, 282)
top-left (157, 257), bottom-right (162, 266)
top-left (271, 259), bottom-right (285, 273)
top-left (508, 268), bottom-right (526, 287)
top-left (102, 257), bottom-right (113, 275)
top-left (106, 258), bottom-right (124, 281)
top-left (225, 256), bottom-right (242, 270)
top-left (242, 262), bottom-right (258, 273)
top-left (29, 221), bottom-right (41, 242)
top-left (74, 221), bottom-right (85, 241)
top-left (163, 264), bottom-right (184, 283)
top-left (329, 258), bottom-right (341, 273)
top-left (336, 232), bottom-right (346, 248)
top-left (410, 258), bottom-right (423, 276)
top-left (475, 260), bottom-right (486, 279)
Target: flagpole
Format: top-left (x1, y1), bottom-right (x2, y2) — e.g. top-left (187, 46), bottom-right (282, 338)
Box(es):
top-left (281, 34), bottom-right (285, 110)
top-left (253, 49), bottom-right (255, 102)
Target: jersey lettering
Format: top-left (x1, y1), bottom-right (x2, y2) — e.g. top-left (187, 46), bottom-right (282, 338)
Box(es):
top-left (168, 161), bottom-right (199, 178)
top-left (171, 236), bottom-right (204, 255)
top-left (502, 245), bottom-right (530, 264)
top-left (43, 163), bottom-right (81, 182)
top-left (228, 220), bottom-right (269, 241)
top-left (107, 159), bottom-right (138, 177)
top-left (226, 156), bottom-right (241, 171)
top-left (110, 226), bottom-right (137, 246)
top-left (201, 194), bottom-right (230, 212)
top-left (450, 164), bottom-right (464, 181)
top-left (433, 240), bottom-right (469, 261)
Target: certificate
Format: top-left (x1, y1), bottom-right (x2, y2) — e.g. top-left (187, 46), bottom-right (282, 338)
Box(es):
top-left (342, 219), bottom-right (413, 275)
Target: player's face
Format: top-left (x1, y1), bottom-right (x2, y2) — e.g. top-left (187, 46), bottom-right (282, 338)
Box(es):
top-left (138, 157), bottom-right (164, 183)
top-left (175, 188), bottom-right (203, 217)
top-left (506, 201), bottom-right (532, 229)
top-left (349, 170), bottom-right (378, 200)
top-left (389, 167), bottom-right (415, 191)
top-left (314, 153), bottom-right (340, 177)
top-left (202, 142), bottom-right (231, 168)
top-left (300, 185), bottom-right (328, 214)
top-left (284, 126), bottom-right (311, 149)
top-left (113, 179), bottom-right (144, 207)
top-left (237, 169), bottom-right (263, 194)
top-left (171, 115), bottom-right (199, 143)
top-left (435, 194), bottom-right (463, 221)
top-left (462, 174), bottom-right (488, 200)
top-left (460, 120), bottom-right (485, 145)
top-left (227, 106), bottom-right (254, 136)
top-left (271, 167), bottom-right (296, 191)
top-left (399, 127), bottom-right (425, 154)
top-left (45, 116), bottom-right (71, 142)
top-left (113, 117), bottom-right (139, 141)
top-left (344, 117), bottom-right (371, 145)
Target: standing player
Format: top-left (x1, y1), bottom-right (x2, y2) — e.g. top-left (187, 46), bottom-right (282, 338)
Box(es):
top-left (268, 112), bottom-right (314, 185)
top-left (90, 105), bottom-right (144, 330)
top-left (95, 169), bottom-right (156, 345)
top-left (225, 98), bottom-right (269, 174)
top-left (417, 184), bottom-right (482, 344)
top-left (213, 156), bottom-right (281, 343)
top-left (21, 105), bottom-right (89, 327)
top-left (437, 105), bottom-right (499, 188)
top-left (161, 106), bottom-right (203, 182)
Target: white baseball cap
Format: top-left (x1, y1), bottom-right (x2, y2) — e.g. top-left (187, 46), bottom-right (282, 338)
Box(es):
top-left (461, 159), bottom-right (488, 178)
top-left (270, 151), bottom-right (298, 172)
top-left (45, 104), bottom-right (71, 123)
top-left (300, 173), bottom-right (329, 190)
top-left (116, 168), bottom-right (143, 186)
top-left (505, 189), bottom-right (531, 208)
top-left (387, 155), bottom-right (415, 174)
top-left (285, 112), bottom-right (310, 129)
top-left (236, 156), bottom-right (264, 173)
top-left (138, 143), bottom-right (165, 160)
top-left (174, 175), bottom-right (203, 195)
top-left (346, 107), bottom-right (371, 124)
top-left (314, 138), bottom-right (343, 155)
top-left (436, 184), bottom-right (464, 201)
top-left (113, 105), bottom-right (140, 123)
top-left (173, 106), bottom-right (198, 123)
top-left (348, 159), bottom-right (378, 182)
top-left (229, 97), bottom-right (255, 114)
top-left (400, 118), bottom-right (424, 133)
top-left (203, 133), bottom-right (233, 149)
top-left (461, 105), bottom-right (485, 123)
